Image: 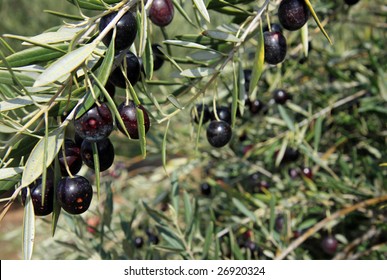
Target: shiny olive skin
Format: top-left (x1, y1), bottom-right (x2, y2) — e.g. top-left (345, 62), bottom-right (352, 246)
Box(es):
top-left (321, 236), bottom-right (338, 255)
top-left (58, 139), bottom-right (83, 176)
top-left (278, 0), bottom-right (310, 31)
top-left (57, 176), bottom-right (93, 215)
top-left (117, 101), bottom-right (150, 139)
top-left (273, 89), bottom-right (291, 104)
top-left (109, 51), bottom-right (141, 88)
top-left (22, 178), bottom-right (54, 216)
top-left (264, 31), bottom-right (287, 65)
top-left (149, 0), bottom-right (174, 27)
top-left (99, 11), bottom-right (137, 51)
top-left (192, 104), bottom-right (211, 124)
top-left (211, 106), bottom-right (232, 125)
top-left (74, 103), bottom-right (114, 142)
top-left (81, 138), bottom-right (115, 172)
top-left (206, 120), bottom-right (232, 148)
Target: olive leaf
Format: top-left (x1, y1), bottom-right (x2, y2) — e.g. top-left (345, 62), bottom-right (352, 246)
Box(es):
top-left (33, 42), bottom-right (97, 87)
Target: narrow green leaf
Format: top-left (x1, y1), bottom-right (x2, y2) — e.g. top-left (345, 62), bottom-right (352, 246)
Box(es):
top-left (143, 201), bottom-right (171, 224)
top-left (34, 43), bottom-right (97, 87)
top-left (0, 95), bottom-right (69, 112)
top-left (171, 173), bottom-right (179, 215)
top-left (0, 70), bottom-right (35, 87)
top-left (231, 60), bottom-right (238, 127)
top-left (44, 10), bottom-right (84, 20)
top-left (275, 138), bottom-right (288, 167)
top-left (232, 198), bottom-right (257, 222)
top-left (137, 0), bottom-right (148, 57)
top-left (202, 30), bottom-right (240, 43)
top-left (249, 21), bottom-right (264, 94)
top-left (155, 225), bottom-right (185, 250)
top-left (0, 167), bottom-right (24, 180)
top-left (76, 38), bottom-right (114, 118)
top-left (301, 23), bottom-right (309, 57)
top-left (269, 194), bottom-right (276, 234)
top-left (180, 67), bottom-right (217, 78)
top-left (167, 95), bottom-right (182, 109)
top-left (0, 44), bottom-right (68, 67)
top-left (22, 127), bottom-right (64, 187)
top-left (24, 28), bottom-right (83, 45)
top-left (202, 221), bottom-right (214, 259)
top-left (162, 120), bottom-right (171, 173)
top-left (229, 230), bottom-right (244, 260)
top-left (143, 36), bottom-right (153, 80)
top-left (91, 142), bottom-right (101, 199)
top-left (278, 105), bottom-right (295, 131)
top-left (0, 179), bottom-right (19, 193)
top-left (188, 50), bottom-right (222, 61)
top-left (314, 116), bottom-right (323, 152)
top-left (192, 0), bottom-right (211, 22)
top-left (22, 188), bottom-right (35, 260)
top-left (136, 107), bottom-right (147, 158)
top-left (103, 184), bottom-right (113, 228)
top-left (304, 0), bottom-right (332, 45)
top-left (172, 0), bottom-right (194, 25)
top-left (51, 157), bottom-right (62, 237)
top-left (183, 191), bottom-right (192, 226)
top-left (163, 39), bottom-right (210, 50)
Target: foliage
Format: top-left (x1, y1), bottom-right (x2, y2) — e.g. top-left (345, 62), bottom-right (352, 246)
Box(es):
top-left (0, 0), bottom-right (386, 260)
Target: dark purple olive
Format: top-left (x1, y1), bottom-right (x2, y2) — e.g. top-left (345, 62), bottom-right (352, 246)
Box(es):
top-left (21, 177), bottom-right (54, 216)
top-left (264, 31), bottom-right (287, 65)
top-left (321, 236), bottom-right (338, 255)
top-left (149, 0), bottom-right (174, 27)
top-left (344, 0), bottom-right (360, 6)
top-left (278, 0), bottom-right (310, 31)
top-left (273, 89), bottom-right (291, 104)
top-left (302, 167), bottom-right (313, 179)
top-left (263, 23), bottom-right (283, 33)
top-left (99, 11), bottom-right (137, 51)
top-left (152, 44), bottom-right (165, 71)
top-left (200, 183), bottom-right (211, 196)
top-left (211, 106), bottom-right (232, 125)
top-left (58, 139), bottom-right (83, 176)
top-left (80, 138), bottom-right (115, 172)
top-left (206, 120), bottom-right (232, 148)
top-left (57, 176), bottom-right (93, 215)
top-left (192, 104), bottom-right (211, 124)
top-left (117, 101), bottom-right (150, 139)
top-left (109, 51), bottom-right (141, 88)
top-left (74, 103), bottom-right (114, 142)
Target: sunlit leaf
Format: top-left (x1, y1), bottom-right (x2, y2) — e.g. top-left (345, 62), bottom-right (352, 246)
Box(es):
top-left (34, 42), bottom-right (97, 87)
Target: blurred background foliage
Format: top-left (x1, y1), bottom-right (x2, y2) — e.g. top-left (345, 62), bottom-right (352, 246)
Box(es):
top-left (0, 0), bottom-right (386, 260)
